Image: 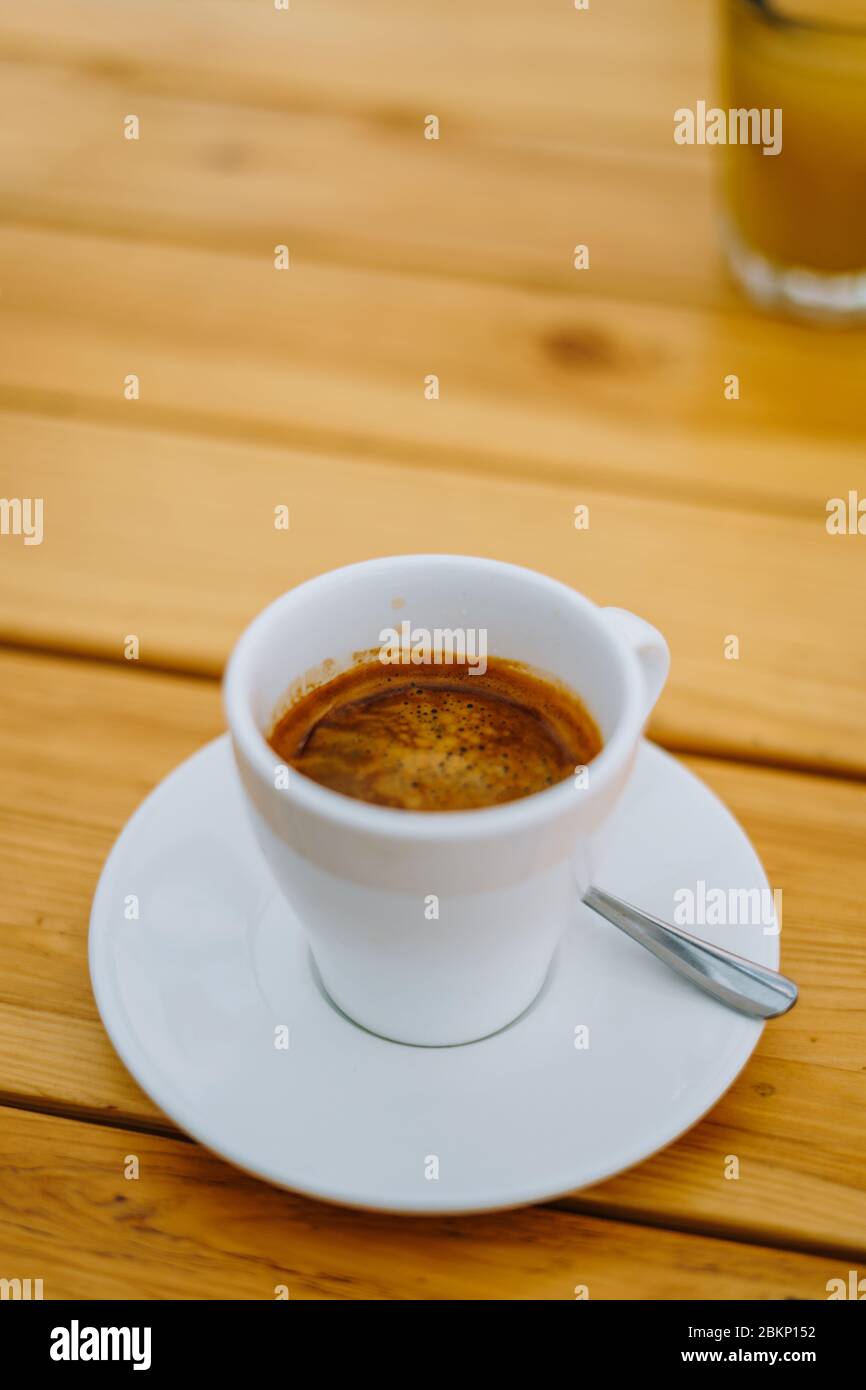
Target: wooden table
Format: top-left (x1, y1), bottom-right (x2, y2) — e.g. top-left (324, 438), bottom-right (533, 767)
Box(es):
top-left (1, 0), bottom-right (864, 1300)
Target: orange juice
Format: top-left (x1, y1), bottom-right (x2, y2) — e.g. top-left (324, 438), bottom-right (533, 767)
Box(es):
top-left (722, 0), bottom-right (866, 316)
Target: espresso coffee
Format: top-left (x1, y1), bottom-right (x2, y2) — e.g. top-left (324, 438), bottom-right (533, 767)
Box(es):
top-left (268, 657), bottom-right (602, 811)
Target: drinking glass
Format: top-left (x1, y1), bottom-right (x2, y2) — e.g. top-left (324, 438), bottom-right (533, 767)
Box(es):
top-left (722, 0), bottom-right (866, 321)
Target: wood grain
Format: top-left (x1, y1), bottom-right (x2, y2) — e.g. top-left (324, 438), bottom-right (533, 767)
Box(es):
top-left (0, 56), bottom-right (723, 310)
top-left (0, 1105), bottom-right (848, 1300)
top-left (1, 413), bottom-right (864, 776)
top-left (0, 1), bottom-right (712, 145)
top-left (1, 225), bottom-right (864, 518)
top-left (0, 647), bottom-right (863, 1258)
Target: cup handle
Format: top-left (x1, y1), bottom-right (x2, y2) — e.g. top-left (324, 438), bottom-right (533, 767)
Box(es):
top-left (600, 607), bottom-right (670, 720)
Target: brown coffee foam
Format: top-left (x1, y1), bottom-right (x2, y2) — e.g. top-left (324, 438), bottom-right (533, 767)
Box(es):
top-left (268, 657), bottom-right (601, 812)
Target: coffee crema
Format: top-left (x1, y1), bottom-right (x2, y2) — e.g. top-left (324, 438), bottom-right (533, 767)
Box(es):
top-left (267, 657), bottom-right (602, 812)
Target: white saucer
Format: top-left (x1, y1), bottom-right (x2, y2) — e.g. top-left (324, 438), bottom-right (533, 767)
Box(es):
top-left (89, 736), bottom-right (777, 1214)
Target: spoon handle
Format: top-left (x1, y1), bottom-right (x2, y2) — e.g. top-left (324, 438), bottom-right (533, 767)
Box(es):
top-left (583, 885), bottom-right (798, 1020)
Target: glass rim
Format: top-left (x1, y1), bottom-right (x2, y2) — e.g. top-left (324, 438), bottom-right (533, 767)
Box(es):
top-left (739, 0), bottom-right (866, 38)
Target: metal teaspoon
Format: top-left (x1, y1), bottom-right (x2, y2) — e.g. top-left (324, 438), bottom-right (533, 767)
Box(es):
top-left (583, 885), bottom-right (798, 1019)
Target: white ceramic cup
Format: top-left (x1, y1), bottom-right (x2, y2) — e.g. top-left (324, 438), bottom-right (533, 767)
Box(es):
top-left (224, 555), bottom-right (669, 1046)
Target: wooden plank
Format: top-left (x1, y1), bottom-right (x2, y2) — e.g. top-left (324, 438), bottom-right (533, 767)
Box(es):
top-left (0, 1105), bottom-right (848, 1299)
top-left (0, 650), bottom-right (224, 1129)
top-left (1, 414), bottom-right (864, 774)
top-left (0, 225), bottom-right (862, 514)
top-left (575, 746), bottom-right (866, 1254)
top-left (0, 649), bottom-right (864, 1257)
top-left (0, 1), bottom-right (712, 144)
top-left (0, 57), bottom-right (722, 312)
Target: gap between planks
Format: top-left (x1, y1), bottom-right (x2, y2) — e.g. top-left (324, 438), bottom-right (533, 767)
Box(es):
top-left (0, 1094), bottom-right (861, 1266)
top-left (1, 635), bottom-right (863, 788)
top-left (0, 387), bottom-right (822, 527)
